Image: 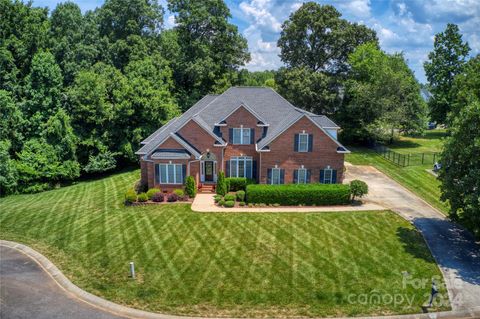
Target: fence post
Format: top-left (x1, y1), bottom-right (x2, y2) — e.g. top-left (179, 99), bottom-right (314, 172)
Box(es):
top-left (422, 153), bottom-right (425, 164)
top-left (407, 154), bottom-right (410, 166)
top-left (433, 153), bottom-right (436, 164)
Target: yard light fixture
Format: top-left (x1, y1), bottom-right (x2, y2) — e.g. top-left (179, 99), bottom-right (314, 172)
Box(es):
top-left (130, 261), bottom-right (136, 279)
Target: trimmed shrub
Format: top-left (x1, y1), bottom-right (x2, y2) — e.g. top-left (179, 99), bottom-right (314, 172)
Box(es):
top-left (224, 193), bottom-right (236, 201)
top-left (350, 180), bottom-right (368, 201)
top-left (236, 190), bottom-right (245, 202)
top-left (173, 189), bottom-right (184, 196)
top-left (239, 201), bottom-right (246, 206)
top-left (185, 176), bottom-right (196, 198)
top-left (213, 195), bottom-right (222, 203)
top-left (218, 199), bottom-right (225, 206)
top-left (225, 177), bottom-right (255, 191)
top-left (146, 188), bottom-right (161, 200)
top-left (224, 200), bottom-right (235, 208)
top-left (151, 192), bottom-right (164, 202)
top-left (125, 189), bottom-right (137, 204)
top-left (167, 193), bottom-right (178, 202)
top-left (216, 171), bottom-right (227, 196)
top-left (137, 192), bottom-right (148, 202)
top-left (246, 184), bottom-right (351, 206)
top-left (225, 178), bottom-right (231, 192)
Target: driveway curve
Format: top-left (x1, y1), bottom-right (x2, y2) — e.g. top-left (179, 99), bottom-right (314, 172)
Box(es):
top-left (0, 245), bottom-right (125, 319)
top-left (345, 163), bottom-right (480, 311)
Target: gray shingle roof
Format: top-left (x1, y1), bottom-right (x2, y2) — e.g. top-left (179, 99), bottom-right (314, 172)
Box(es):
top-left (151, 149), bottom-right (191, 159)
top-left (136, 87), bottom-right (346, 156)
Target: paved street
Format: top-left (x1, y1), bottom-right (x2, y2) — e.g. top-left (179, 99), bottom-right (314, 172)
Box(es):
top-left (0, 245), bottom-right (124, 319)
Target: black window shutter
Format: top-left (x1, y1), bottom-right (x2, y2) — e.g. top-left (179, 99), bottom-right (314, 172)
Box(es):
top-left (294, 134), bottom-right (299, 151)
top-left (182, 164), bottom-right (187, 183)
top-left (307, 169), bottom-right (311, 183)
top-left (320, 170), bottom-right (325, 184)
top-left (267, 168), bottom-right (272, 184)
top-left (250, 128), bottom-right (255, 144)
top-left (155, 164), bottom-right (160, 184)
top-left (280, 169), bottom-right (285, 184)
top-left (332, 170), bottom-right (337, 184)
top-left (252, 160), bottom-right (257, 181)
top-left (293, 169), bottom-right (298, 183)
top-left (229, 128), bottom-right (233, 143)
top-left (308, 134), bottom-right (313, 152)
top-left (226, 160), bottom-right (230, 177)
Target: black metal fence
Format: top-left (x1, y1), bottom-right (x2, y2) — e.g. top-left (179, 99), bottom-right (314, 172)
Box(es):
top-left (373, 145), bottom-right (440, 167)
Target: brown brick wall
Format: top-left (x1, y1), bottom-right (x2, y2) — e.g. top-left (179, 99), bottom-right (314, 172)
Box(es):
top-left (220, 106), bottom-right (261, 178)
top-left (259, 116), bottom-right (345, 184)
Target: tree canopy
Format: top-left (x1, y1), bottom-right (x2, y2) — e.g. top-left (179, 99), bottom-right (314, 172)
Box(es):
top-left (424, 24), bottom-right (470, 124)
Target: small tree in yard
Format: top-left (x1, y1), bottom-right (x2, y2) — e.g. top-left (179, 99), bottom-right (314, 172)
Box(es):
top-left (350, 180), bottom-right (368, 201)
top-left (216, 171), bottom-right (227, 196)
top-left (185, 176), bottom-right (196, 198)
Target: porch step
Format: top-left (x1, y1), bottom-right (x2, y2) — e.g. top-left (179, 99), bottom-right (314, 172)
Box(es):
top-left (199, 185), bottom-right (215, 193)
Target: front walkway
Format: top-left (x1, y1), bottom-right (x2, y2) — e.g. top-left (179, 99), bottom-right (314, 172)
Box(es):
top-left (344, 163), bottom-right (480, 311)
top-left (191, 193), bottom-right (385, 212)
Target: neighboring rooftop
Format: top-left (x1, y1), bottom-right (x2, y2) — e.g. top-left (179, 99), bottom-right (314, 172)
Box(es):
top-left (136, 87), bottom-right (345, 155)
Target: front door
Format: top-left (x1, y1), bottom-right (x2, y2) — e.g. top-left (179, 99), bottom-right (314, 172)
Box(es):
top-left (204, 161), bottom-right (214, 182)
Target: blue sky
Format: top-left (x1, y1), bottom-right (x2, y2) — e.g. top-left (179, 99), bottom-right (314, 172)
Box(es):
top-left (33, 0), bottom-right (480, 83)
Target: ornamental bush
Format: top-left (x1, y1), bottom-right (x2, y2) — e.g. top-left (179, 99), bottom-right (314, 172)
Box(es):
top-left (151, 192), bottom-right (164, 202)
top-left (137, 192), bottom-right (148, 202)
top-left (125, 189), bottom-right (137, 204)
top-left (185, 176), bottom-right (196, 198)
top-left (214, 195), bottom-right (222, 203)
top-left (224, 193), bottom-right (236, 201)
top-left (146, 188), bottom-right (161, 200)
top-left (236, 190), bottom-right (245, 201)
top-left (225, 177), bottom-right (255, 191)
top-left (218, 199), bottom-right (225, 206)
top-left (239, 201), bottom-right (246, 206)
top-left (173, 189), bottom-right (184, 196)
top-left (167, 193), bottom-right (178, 202)
top-left (224, 200), bottom-right (235, 208)
top-left (216, 171), bottom-right (227, 196)
top-left (246, 184), bottom-right (351, 206)
top-left (350, 180), bottom-right (368, 201)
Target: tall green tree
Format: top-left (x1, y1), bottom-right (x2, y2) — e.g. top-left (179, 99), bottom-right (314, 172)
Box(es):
top-left (0, 90), bottom-right (24, 152)
top-left (439, 101), bottom-right (480, 237)
top-left (278, 2), bottom-right (377, 74)
top-left (0, 140), bottom-right (18, 196)
top-left (275, 2), bottom-right (377, 115)
top-left (424, 24), bottom-right (470, 124)
top-left (43, 108), bottom-right (78, 161)
top-left (339, 43), bottom-right (427, 143)
top-left (450, 54), bottom-right (480, 120)
top-left (49, 2), bottom-right (100, 84)
top-left (22, 51), bottom-right (64, 137)
top-left (168, 0), bottom-right (250, 109)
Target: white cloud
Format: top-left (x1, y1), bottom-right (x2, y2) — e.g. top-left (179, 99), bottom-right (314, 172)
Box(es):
top-left (164, 15), bottom-right (176, 29)
top-left (239, 0), bottom-right (282, 32)
top-left (337, 0), bottom-right (371, 18)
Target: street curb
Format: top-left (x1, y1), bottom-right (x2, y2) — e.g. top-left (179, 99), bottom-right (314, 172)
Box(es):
top-left (1, 240), bottom-right (479, 319)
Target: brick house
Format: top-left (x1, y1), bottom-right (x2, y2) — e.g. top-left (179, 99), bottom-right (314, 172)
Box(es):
top-left (136, 87), bottom-right (350, 191)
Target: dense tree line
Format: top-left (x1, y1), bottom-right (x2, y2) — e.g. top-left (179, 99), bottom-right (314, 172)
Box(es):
top-left (0, 0), bottom-right (251, 195)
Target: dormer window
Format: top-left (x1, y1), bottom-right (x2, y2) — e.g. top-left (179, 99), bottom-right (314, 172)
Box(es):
top-left (294, 131), bottom-right (312, 152)
top-left (230, 127), bottom-right (253, 145)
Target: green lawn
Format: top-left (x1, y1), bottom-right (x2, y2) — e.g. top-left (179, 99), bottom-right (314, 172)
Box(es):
top-left (0, 170), bottom-right (449, 317)
top-left (388, 129), bottom-right (446, 154)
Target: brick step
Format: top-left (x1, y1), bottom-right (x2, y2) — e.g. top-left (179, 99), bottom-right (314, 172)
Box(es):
top-left (199, 185), bottom-right (215, 193)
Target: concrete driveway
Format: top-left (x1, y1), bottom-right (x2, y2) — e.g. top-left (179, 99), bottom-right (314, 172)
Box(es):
top-left (345, 163), bottom-right (480, 311)
top-left (0, 245), bottom-right (125, 319)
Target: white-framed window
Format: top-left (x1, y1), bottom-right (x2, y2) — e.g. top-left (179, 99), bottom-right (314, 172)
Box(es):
top-left (230, 156), bottom-right (252, 178)
top-left (298, 133), bottom-right (309, 152)
top-left (323, 168), bottom-right (333, 184)
top-left (297, 168), bottom-right (307, 184)
top-left (271, 168), bottom-right (281, 184)
top-left (157, 163), bottom-right (183, 184)
top-left (232, 128), bottom-right (251, 144)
